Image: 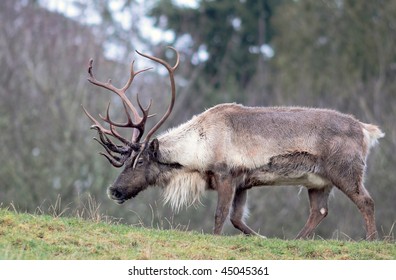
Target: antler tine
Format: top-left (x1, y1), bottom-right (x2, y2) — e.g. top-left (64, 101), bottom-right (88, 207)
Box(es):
top-left (99, 102), bottom-right (133, 128)
top-left (99, 99), bottom-right (152, 143)
top-left (87, 58), bottom-right (152, 125)
top-left (94, 127), bottom-right (133, 167)
top-left (98, 152), bottom-right (124, 168)
top-left (135, 47), bottom-right (180, 143)
top-left (137, 93), bottom-right (153, 115)
top-left (82, 104), bottom-right (112, 136)
top-left (93, 137), bottom-right (126, 159)
top-left (83, 102), bottom-right (127, 146)
top-left (83, 104), bottom-right (133, 167)
top-left (83, 103), bottom-right (137, 157)
top-left (120, 61), bottom-right (153, 126)
top-left (121, 60), bottom-right (153, 93)
top-left (133, 94), bottom-right (153, 142)
top-left (87, 59), bottom-right (122, 96)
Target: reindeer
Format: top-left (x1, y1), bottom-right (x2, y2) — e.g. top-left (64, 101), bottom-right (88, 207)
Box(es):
top-left (83, 47), bottom-right (384, 240)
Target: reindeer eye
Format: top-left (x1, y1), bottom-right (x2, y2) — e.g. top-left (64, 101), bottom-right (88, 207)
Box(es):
top-left (136, 157), bottom-right (144, 166)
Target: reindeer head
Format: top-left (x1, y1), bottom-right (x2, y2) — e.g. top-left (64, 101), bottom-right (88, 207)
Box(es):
top-left (83, 47), bottom-right (179, 204)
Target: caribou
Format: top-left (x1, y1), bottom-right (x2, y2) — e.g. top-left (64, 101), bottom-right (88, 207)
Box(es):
top-left (83, 47), bottom-right (384, 240)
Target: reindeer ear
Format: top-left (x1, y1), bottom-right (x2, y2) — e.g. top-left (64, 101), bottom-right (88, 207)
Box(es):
top-left (149, 139), bottom-right (159, 158)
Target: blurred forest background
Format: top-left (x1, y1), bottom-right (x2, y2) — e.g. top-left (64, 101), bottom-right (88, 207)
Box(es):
top-left (1, 0), bottom-right (395, 240)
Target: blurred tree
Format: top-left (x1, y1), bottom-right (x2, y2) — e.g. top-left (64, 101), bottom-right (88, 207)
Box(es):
top-left (38, 0), bottom-right (144, 60)
top-left (273, 0), bottom-right (396, 111)
top-left (149, 0), bottom-right (283, 102)
top-left (0, 0), bottom-right (115, 209)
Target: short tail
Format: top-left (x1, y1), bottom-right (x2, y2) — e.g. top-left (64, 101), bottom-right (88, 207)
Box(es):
top-left (362, 123), bottom-right (385, 149)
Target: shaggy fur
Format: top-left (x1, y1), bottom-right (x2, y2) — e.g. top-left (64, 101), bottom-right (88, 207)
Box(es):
top-left (107, 103), bottom-right (384, 240)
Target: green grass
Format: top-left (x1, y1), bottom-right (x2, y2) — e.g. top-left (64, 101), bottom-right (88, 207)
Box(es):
top-left (0, 208), bottom-right (394, 260)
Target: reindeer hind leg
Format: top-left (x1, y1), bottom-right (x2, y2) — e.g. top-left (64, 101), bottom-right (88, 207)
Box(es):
top-left (328, 155), bottom-right (378, 240)
top-left (328, 155), bottom-right (377, 240)
top-left (337, 182), bottom-right (377, 240)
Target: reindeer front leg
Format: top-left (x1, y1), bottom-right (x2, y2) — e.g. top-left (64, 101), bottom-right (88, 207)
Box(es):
top-left (213, 174), bottom-right (235, 235)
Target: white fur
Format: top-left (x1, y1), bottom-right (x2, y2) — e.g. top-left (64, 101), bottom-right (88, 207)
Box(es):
top-left (162, 170), bottom-right (207, 212)
top-left (158, 117), bottom-right (214, 170)
top-left (158, 109), bottom-right (318, 171)
top-left (362, 123), bottom-right (385, 149)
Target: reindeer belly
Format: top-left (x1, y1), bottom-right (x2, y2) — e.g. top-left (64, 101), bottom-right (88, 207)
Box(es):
top-left (247, 170), bottom-right (331, 189)
top-left (245, 151), bottom-right (331, 189)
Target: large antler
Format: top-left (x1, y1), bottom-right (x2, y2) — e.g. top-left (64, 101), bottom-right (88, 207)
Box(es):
top-left (137, 46), bottom-right (180, 144)
top-left (87, 58), bottom-right (152, 143)
top-left (83, 47), bottom-right (179, 168)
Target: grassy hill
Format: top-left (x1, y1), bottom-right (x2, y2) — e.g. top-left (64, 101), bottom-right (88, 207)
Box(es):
top-left (0, 208), bottom-right (394, 260)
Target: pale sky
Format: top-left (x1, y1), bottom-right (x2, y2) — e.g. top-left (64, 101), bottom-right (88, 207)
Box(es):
top-left (40, 1), bottom-right (185, 44)
top-left (40, 0), bottom-right (271, 61)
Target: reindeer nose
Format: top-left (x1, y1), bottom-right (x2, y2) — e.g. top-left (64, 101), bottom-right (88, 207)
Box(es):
top-left (113, 189), bottom-right (123, 199)
top-left (107, 186), bottom-right (125, 204)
